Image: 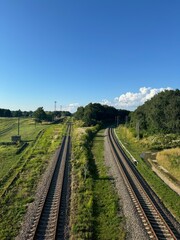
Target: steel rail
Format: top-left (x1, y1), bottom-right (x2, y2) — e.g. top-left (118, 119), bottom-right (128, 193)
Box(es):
top-left (26, 124), bottom-right (71, 240)
top-left (108, 128), bottom-right (179, 240)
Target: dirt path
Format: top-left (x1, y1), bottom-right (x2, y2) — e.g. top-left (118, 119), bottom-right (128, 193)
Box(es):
top-left (152, 165), bottom-right (180, 196)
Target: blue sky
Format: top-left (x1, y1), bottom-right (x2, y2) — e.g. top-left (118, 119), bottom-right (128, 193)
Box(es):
top-left (0, 0), bottom-right (179, 112)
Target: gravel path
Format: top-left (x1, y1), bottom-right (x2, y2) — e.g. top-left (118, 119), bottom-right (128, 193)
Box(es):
top-left (104, 129), bottom-right (149, 240)
top-left (152, 165), bottom-right (180, 196)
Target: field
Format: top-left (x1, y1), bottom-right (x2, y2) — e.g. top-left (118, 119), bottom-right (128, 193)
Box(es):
top-left (0, 117), bottom-right (47, 142)
top-left (0, 117), bottom-right (66, 239)
top-left (0, 117), bottom-right (47, 180)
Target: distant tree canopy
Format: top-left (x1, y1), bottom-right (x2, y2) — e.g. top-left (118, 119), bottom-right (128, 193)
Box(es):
top-left (33, 107), bottom-right (47, 122)
top-left (0, 107), bottom-right (71, 122)
top-left (0, 108), bottom-right (12, 117)
top-left (130, 89), bottom-right (180, 135)
top-left (74, 103), bottom-right (130, 126)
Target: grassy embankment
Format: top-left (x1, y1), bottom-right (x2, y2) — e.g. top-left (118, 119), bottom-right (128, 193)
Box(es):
top-left (70, 122), bottom-right (125, 239)
top-left (0, 118), bottom-right (66, 239)
top-left (156, 148), bottom-right (180, 181)
top-left (115, 125), bottom-right (180, 222)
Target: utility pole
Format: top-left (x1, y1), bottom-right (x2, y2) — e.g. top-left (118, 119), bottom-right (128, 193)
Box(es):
top-left (17, 109), bottom-right (20, 135)
top-left (125, 115), bottom-right (128, 126)
top-left (117, 116), bottom-right (119, 127)
top-left (136, 120), bottom-right (140, 140)
top-left (18, 117), bottom-right (20, 135)
top-left (54, 101), bottom-right (57, 121)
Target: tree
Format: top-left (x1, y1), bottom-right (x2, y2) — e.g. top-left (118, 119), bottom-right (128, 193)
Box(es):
top-left (130, 89), bottom-right (180, 135)
top-left (74, 103), bottom-right (130, 126)
top-left (33, 107), bottom-right (47, 122)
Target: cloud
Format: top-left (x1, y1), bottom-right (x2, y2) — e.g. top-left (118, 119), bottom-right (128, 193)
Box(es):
top-left (62, 103), bottom-right (80, 112)
top-left (64, 87), bottom-right (173, 113)
top-left (100, 87), bottom-right (172, 111)
top-left (113, 87), bottom-right (172, 110)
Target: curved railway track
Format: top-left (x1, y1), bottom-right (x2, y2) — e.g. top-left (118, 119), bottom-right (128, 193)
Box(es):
top-left (108, 128), bottom-right (180, 240)
top-left (26, 124), bottom-right (71, 240)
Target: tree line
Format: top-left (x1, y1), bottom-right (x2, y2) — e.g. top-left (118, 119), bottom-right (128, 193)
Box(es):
top-left (1, 89), bottom-right (179, 134)
top-left (130, 89), bottom-right (180, 135)
top-left (0, 109), bottom-right (33, 118)
top-left (0, 107), bottom-right (71, 122)
top-left (74, 103), bottom-right (130, 126)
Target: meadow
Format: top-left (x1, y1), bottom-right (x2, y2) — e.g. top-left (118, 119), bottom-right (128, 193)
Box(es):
top-left (156, 148), bottom-right (180, 181)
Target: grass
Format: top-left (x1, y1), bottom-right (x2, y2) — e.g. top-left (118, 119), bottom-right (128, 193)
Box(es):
top-left (116, 125), bottom-right (180, 222)
top-left (0, 145), bottom-right (18, 179)
top-left (156, 148), bottom-right (180, 181)
top-left (70, 122), bottom-right (94, 240)
top-left (0, 117), bottom-right (47, 142)
top-left (70, 123), bottom-right (125, 240)
top-left (92, 130), bottom-right (125, 240)
top-left (0, 121), bottom-right (66, 239)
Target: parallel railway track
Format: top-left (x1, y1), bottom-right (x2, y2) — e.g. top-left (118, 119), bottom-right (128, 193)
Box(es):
top-left (26, 125), bottom-right (71, 240)
top-left (108, 128), bottom-right (180, 240)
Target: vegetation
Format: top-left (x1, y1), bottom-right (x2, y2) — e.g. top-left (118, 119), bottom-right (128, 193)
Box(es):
top-left (70, 121), bottom-right (97, 239)
top-left (130, 89), bottom-right (180, 136)
top-left (115, 126), bottom-right (180, 221)
top-left (74, 103), bottom-right (129, 127)
top-left (156, 148), bottom-right (180, 181)
top-left (92, 130), bottom-right (125, 239)
top-left (70, 122), bottom-right (125, 239)
top-left (0, 117), bottom-right (47, 142)
top-left (33, 107), bottom-right (48, 122)
top-left (0, 121), bottom-right (66, 239)
top-left (0, 107), bottom-right (71, 121)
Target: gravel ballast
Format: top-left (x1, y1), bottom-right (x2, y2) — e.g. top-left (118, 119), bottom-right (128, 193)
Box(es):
top-left (104, 129), bottom-right (148, 240)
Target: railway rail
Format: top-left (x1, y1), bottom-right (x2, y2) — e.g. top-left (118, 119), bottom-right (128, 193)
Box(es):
top-left (108, 128), bottom-right (180, 240)
top-left (26, 124), bottom-right (71, 240)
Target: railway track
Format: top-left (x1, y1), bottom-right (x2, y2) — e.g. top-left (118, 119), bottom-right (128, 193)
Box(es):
top-left (26, 124), bottom-right (71, 240)
top-left (108, 128), bottom-right (180, 240)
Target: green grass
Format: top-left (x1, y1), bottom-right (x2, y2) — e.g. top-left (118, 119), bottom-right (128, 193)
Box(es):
top-left (0, 117), bottom-right (47, 142)
top-left (92, 130), bottom-right (125, 240)
top-left (116, 125), bottom-right (180, 222)
top-left (156, 148), bottom-right (180, 180)
top-left (70, 124), bottom-right (125, 240)
top-left (0, 118), bottom-right (49, 197)
top-left (70, 123), bottom-right (94, 240)
top-left (0, 145), bottom-right (18, 179)
top-left (0, 122), bottom-right (66, 239)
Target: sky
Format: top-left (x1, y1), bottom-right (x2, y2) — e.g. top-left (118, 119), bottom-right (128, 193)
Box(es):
top-left (0, 0), bottom-right (179, 112)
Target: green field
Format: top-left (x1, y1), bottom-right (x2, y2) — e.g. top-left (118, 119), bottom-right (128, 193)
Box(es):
top-left (0, 117), bottom-right (47, 181)
top-left (0, 117), bottom-right (47, 142)
top-left (0, 117), bottom-right (66, 239)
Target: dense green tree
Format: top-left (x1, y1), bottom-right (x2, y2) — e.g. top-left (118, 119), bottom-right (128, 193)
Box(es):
top-left (33, 107), bottom-right (47, 122)
top-left (74, 103), bottom-right (130, 126)
top-left (130, 89), bottom-right (180, 135)
top-left (0, 108), bottom-right (12, 117)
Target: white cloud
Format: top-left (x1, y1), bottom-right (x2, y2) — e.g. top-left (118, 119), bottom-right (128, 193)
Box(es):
top-left (100, 99), bottom-right (112, 105)
top-left (62, 103), bottom-right (80, 112)
top-left (113, 87), bottom-right (172, 110)
top-left (64, 87), bottom-right (173, 113)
